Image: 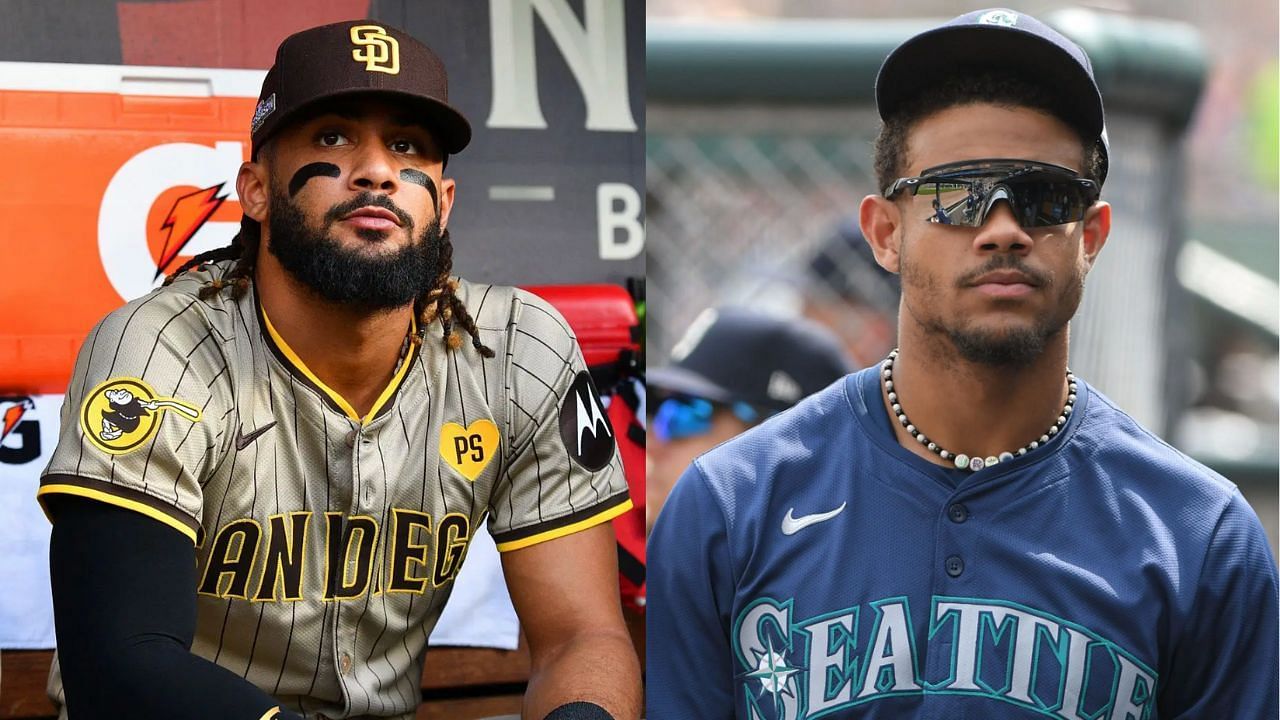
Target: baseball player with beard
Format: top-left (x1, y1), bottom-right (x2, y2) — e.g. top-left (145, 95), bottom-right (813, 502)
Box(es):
top-left (648, 8), bottom-right (1277, 720)
top-left (39, 21), bottom-right (638, 720)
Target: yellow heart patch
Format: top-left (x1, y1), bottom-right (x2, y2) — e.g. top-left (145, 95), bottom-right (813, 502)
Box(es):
top-left (439, 420), bottom-right (500, 481)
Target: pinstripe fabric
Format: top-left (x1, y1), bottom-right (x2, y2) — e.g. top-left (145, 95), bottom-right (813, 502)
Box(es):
top-left (40, 261), bottom-right (630, 719)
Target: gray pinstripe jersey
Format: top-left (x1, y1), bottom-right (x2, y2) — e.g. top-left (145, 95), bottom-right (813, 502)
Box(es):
top-left (39, 260), bottom-right (631, 719)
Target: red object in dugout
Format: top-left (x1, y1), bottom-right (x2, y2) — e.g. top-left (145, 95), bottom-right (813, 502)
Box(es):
top-left (607, 386), bottom-right (647, 613)
top-left (523, 285), bottom-right (639, 369)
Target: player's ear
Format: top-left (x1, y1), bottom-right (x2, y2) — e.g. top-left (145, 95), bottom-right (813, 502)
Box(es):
top-left (237, 161), bottom-right (270, 224)
top-left (860, 193), bottom-right (903, 274)
top-left (437, 176), bottom-right (457, 229)
top-left (1081, 200), bottom-right (1110, 270)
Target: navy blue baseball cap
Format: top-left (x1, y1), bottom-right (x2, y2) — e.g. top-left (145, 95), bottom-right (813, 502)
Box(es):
top-left (649, 308), bottom-right (852, 415)
top-left (876, 8), bottom-right (1108, 185)
top-left (807, 217), bottom-right (900, 309)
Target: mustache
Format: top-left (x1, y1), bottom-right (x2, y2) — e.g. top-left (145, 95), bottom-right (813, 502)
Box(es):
top-left (956, 255), bottom-right (1051, 288)
top-left (324, 192), bottom-right (414, 230)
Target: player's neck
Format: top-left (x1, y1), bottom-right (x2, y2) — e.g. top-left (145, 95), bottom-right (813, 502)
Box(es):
top-left (255, 257), bottom-right (414, 419)
top-left (884, 324), bottom-right (1071, 466)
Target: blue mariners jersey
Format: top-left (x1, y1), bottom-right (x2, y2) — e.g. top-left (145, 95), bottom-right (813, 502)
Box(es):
top-left (648, 367), bottom-right (1278, 719)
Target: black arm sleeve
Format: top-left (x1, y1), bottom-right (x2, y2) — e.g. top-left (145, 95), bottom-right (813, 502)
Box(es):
top-left (544, 702), bottom-right (615, 719)
top-left (48, 495), bottom-right (304, 720)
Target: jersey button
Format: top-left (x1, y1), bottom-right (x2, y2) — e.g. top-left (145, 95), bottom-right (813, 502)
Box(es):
top-left (339, 652), bottom-right (352, 675)
top-left (948, 503), bottom-right (969, 523)
top-left (945, 555), bottom-right (965, 577)
top-left (344, 430), bottom-right (357, 448)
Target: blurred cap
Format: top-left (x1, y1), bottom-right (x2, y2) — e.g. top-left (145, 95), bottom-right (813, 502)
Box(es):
top-left (807, 217), bottom-right (900, 311)
top-left (650, 308), bottom-right (852, 415)
top-left (250, 20), bottom-right (471, 158)
top-left (876, 8), bottom-right (1108, 184)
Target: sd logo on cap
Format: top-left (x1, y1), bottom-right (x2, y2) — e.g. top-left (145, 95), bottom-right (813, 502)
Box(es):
top-left (350, 24), bottom-right (400, 74)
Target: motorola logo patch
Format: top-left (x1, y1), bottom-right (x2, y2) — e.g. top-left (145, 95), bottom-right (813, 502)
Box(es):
top-left (558, 371), bottom-right (615, 471)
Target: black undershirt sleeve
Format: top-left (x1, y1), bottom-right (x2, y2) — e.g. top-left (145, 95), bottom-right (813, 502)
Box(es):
top-left (48, 494), bottom-right (304, 720)
top-left (544, 701), bottom-right (616, 719)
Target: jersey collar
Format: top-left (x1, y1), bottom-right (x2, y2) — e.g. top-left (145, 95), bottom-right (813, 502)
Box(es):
top-left (849, 365), bottom-right (1089, 489)
top-left (255, 290), bottom-right (419, 426)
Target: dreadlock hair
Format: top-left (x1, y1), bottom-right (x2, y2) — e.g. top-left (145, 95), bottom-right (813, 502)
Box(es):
top-left (163, 216), bottom-right (259, 301)
top-left (163, 215), bottom-right (494, 359)
top-left (410, 227), bottom-right (495, 358)
top-left (873, 70), bottom-right (1106, 196)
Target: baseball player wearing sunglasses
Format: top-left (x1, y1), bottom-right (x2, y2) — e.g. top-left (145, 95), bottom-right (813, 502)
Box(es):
top-left (648, 8), bottom-right (1278, 719)
top-left (646, 308), bottom-right (851, 535)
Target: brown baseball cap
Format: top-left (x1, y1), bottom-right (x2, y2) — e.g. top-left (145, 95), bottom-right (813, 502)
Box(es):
top-left (249, 20), bottom-right (471, 158)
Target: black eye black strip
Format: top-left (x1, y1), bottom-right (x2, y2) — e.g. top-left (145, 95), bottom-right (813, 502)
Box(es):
top-left (400, 169), bottom-right (438, 209)
top-left (288, 162), bottom-right (341, 197)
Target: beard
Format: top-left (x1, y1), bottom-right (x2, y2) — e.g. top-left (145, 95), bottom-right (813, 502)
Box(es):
top-left (266, 188), bottom-right (443, 312)
top-left (899, 236), bottom-right (1084, 367)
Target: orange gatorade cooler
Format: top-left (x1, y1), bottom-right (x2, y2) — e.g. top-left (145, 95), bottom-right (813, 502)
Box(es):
top-left (0, 62), bottom-right (263, 393)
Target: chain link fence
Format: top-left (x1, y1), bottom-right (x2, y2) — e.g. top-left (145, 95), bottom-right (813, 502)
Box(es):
top-left (647, 105), bottom-right (887, 336)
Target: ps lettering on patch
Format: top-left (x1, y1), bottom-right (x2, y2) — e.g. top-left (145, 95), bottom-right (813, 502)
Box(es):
top-left (558, 371), bottom-right (614, 471)
top-left (439, 420), bottom-right (498, 481)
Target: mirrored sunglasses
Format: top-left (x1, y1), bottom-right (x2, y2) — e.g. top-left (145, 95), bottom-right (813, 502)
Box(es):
top-left (652, 397), bottom-right (759, 442)
top-left (884, 159), bottom-right (1100, 228)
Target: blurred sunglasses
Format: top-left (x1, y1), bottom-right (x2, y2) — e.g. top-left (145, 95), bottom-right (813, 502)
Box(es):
top-left (652, 397), bottom-right (760, 442)
top-left (883, 159), bottom-right (1100, 228)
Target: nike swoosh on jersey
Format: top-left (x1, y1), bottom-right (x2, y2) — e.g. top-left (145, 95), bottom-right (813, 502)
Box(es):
top-left (781, 502), bottom-right (847, 535)
top-left (235, 421), bottom-right (277, 450)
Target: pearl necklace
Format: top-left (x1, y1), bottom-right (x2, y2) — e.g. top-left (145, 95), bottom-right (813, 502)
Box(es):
top-left (881, 348), bottom-right (1077, 471)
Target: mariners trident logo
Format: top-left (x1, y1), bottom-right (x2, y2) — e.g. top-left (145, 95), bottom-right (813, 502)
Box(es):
top-left (350, 25), bottom-right (400, 74)
top-left (80, 378), bottom-right (201, 455)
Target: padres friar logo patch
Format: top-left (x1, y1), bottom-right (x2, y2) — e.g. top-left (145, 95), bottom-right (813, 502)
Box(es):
top-left (80, 378), bottom-right (201, 455)
top-left (440, 419), bottom-right (499, 481)
top-left (350, 25), bottom-right (400, 74)
top-left (558, 371), bottom-right (615, 471)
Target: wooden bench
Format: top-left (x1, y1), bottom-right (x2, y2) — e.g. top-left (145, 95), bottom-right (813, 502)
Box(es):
top-left (0, 611), bottom-right (645, 719)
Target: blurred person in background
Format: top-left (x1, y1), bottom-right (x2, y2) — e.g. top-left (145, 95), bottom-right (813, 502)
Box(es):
top-left (800, 218), bottom-right (900, 368)
top-left (646, 308), bottom-right (850, 534)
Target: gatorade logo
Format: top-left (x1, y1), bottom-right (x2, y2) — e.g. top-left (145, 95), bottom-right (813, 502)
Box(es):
top-left (99, 142), bottom-right (245, 302)
top-left (350, 25), bottom-right (400, 74)
top-left (0, 397), bottom-right (40, 465)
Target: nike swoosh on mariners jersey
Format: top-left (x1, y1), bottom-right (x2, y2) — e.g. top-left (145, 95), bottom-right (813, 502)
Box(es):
top-left (235, 421), bottom-right (277, 450)
top-left (781, 502), bottom-right (847, 535)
